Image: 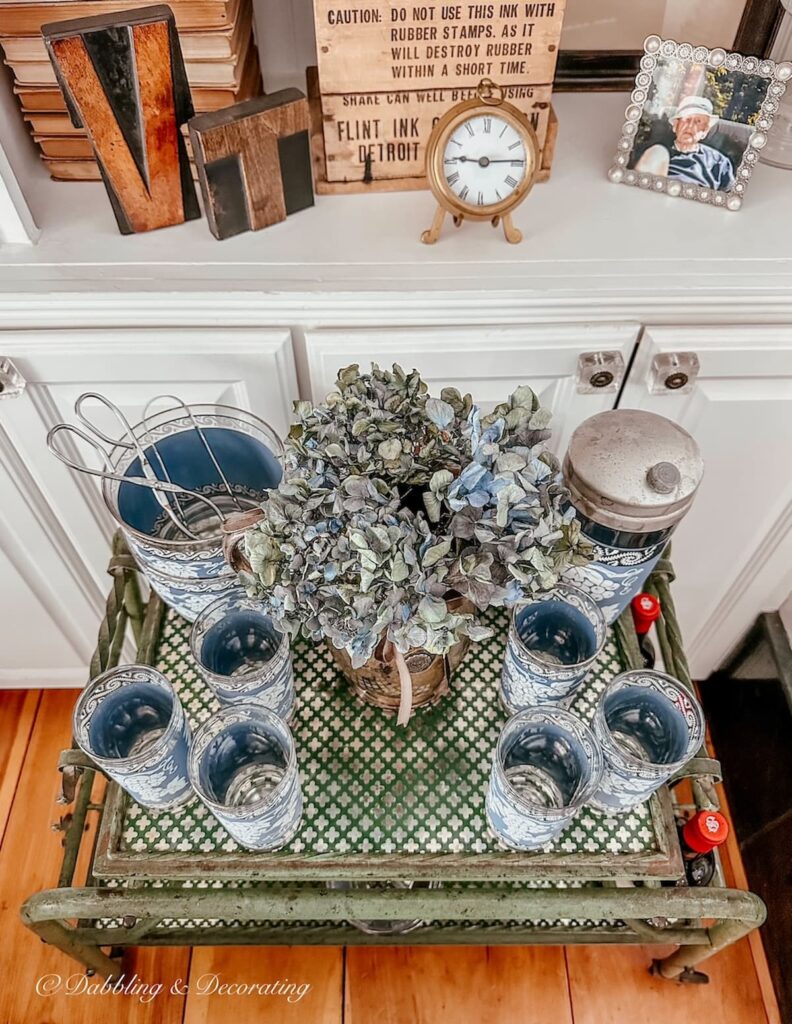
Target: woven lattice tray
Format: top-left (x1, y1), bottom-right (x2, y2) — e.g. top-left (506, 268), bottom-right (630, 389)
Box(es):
top-left (93, 607), bottom-right (683, 883)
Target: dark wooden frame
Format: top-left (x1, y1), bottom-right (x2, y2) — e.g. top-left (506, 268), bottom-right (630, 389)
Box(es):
top-left (554, 0), bottom-right (784, 90)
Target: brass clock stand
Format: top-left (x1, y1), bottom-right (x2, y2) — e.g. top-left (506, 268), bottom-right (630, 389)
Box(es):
top-left (421, 208), bottom-right (522, 245)
top-left (420, 79), bottom-right (540, 246)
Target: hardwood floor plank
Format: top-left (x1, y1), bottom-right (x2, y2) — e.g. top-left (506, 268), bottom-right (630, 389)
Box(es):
top-left (0, 690), bottom-right (40, 847)
top-left (0, 688), bottom-right (778, 1024)
top-left (185, 947), bottom-right (343, 1023)
top-left (661, 725), bottom-right (780, 1022)
top-left (566, 941), bottom-right (769, 1024)
top-left (716, 783), bottom-right (782, 1024)
top-left (566, 737), bottom-right (773, 1024)
top-left (697, 719), bottom-right (782, 1024)
top-left (0, 690), bottom-right (189, 1024)
top-left (345, 946), bottom-right (573, 1024)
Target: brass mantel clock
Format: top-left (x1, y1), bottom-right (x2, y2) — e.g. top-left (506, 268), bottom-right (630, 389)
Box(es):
top-left (421, 79), bottom-right (541, 246)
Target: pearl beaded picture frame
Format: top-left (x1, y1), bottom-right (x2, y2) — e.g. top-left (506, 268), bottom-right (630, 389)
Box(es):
top-left (608, 35), bottom-right (792, 211)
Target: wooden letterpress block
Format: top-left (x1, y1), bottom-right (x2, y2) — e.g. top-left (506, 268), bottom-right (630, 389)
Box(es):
top-left (43, 5), bottom-right (200, 234)
top-left (189, 90), bottom-right (314, 240)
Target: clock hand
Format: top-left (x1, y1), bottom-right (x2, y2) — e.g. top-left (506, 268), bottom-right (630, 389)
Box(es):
top-left (448, 156), bottom-right (524, 166)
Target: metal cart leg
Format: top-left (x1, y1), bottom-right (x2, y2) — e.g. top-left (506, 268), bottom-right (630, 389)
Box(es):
top-left (20, 905), bottom-right (123, 981)
top-left (651, 914), bottom-right (766, 982)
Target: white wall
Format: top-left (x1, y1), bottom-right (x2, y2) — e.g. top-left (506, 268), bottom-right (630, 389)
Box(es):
top-left (780, 591), bottom-right (792, 644)
top-left (253, 0), bottom-right (317, 92)
top-left (560, 0), bottom-right (745, 50)
top-left (0, 64), bottom-right (39, 244)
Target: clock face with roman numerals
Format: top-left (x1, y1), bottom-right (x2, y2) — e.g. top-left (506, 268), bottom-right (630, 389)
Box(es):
top-left (442, 113), bottom-right (528, 211)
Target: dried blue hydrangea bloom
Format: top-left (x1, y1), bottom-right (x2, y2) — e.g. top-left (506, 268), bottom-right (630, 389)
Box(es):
top-left (242, 364), bottom-right (591, 668)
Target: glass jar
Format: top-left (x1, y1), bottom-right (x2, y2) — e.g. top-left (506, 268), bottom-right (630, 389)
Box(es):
top-left (500, 584), bottom-right (606, 712)
top-left (325, 880), bottom-right (442, 935)
top-left (486, 707), bottom-right (602, 850)
top-left (589, 669), bottom-right (704, 814)
top-left (562, 410), bottom-right (703, 624)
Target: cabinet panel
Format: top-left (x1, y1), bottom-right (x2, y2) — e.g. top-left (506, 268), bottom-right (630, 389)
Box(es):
top-left (304, 324), bottom-right (640, 457)
top-left (0, 329), bottom-right (298, 684)
top-left (619, 326), bottom-right (792, 679)
top-left (0, 435), bottom-right (97, 684)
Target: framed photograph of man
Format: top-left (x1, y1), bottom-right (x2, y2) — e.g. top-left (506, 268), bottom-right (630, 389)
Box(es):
top-left (609, 36), bottom-right (792, 209)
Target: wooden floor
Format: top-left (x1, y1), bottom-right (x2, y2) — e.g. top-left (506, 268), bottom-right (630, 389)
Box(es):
top-left (0, 689), bottom-right (780, 1024)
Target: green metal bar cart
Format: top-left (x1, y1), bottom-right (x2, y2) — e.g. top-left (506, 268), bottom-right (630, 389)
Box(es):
top-left (21, 535), bottom-right (766, 984)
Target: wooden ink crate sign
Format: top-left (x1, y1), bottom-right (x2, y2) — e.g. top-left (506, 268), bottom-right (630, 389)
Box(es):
top-left (312, 0), bottom-right (566, 189)
top-left (315, 0), bottom-right (566, 91)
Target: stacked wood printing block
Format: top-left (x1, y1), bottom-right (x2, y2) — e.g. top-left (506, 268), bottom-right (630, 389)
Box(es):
top-left (310, 0), bottom-right (566, 192)
top-left (0, 0), bottom-right (262, 179)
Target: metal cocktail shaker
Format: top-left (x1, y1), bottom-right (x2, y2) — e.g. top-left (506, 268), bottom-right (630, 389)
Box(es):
top-left (562, 410), bottom-right (704, 624)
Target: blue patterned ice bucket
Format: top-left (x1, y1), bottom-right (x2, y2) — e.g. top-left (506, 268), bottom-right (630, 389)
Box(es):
top-left (101, 404), bottom-right (283, 621)
top-left (561, 411), bottom-right (703, 624)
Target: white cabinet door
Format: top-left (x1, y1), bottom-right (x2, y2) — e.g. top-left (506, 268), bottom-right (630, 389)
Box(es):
top-left (0, 441), bottom-right (97, 685)
top-left (619, 326), bottom-right (792, 679)
top-left (303, 324), bottom-right (640, 457)
top-left (0, 329), bottom-right (298, 684)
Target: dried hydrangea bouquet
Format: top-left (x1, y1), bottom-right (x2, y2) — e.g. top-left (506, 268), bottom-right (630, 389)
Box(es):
top-left (235, 364), bottom-right (590, 724)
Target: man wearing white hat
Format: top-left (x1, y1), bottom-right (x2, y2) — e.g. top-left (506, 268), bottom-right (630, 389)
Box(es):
top-left (635, 95), bottom-right (735, 189)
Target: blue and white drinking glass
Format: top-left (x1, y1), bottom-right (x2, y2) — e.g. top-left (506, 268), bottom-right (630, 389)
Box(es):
top-left (73, 665), bottom-right (192, 809)
top-left (486, 707), bottom-right (603, 850)
top-left (589, 669), bottom-right (705, 814)
top-left (188, 705), bottom-right (303, 850)
top-left (190, 593), bottom-right (295, 719)
top-left (500, 584), bottom-right (607, 712)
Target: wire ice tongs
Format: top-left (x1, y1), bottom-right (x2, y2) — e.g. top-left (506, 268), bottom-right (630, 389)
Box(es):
top-left (46, 392), bottom-right (233, 540)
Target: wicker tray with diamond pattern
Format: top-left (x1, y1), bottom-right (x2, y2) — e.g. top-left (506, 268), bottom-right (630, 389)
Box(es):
top-left (93, 606), bottom-right (683, 883)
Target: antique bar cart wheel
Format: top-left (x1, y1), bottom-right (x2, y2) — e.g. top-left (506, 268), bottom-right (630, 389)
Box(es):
top-left (650, 959), bottom-right (710, 984)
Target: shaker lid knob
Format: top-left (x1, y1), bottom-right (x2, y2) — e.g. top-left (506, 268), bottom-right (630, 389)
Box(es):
top-left (646, 461), bottom-right (681, 494)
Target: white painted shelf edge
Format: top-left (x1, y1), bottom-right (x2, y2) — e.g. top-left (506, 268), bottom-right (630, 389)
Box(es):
top-left (1, 94), bottom-right (792, 310)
